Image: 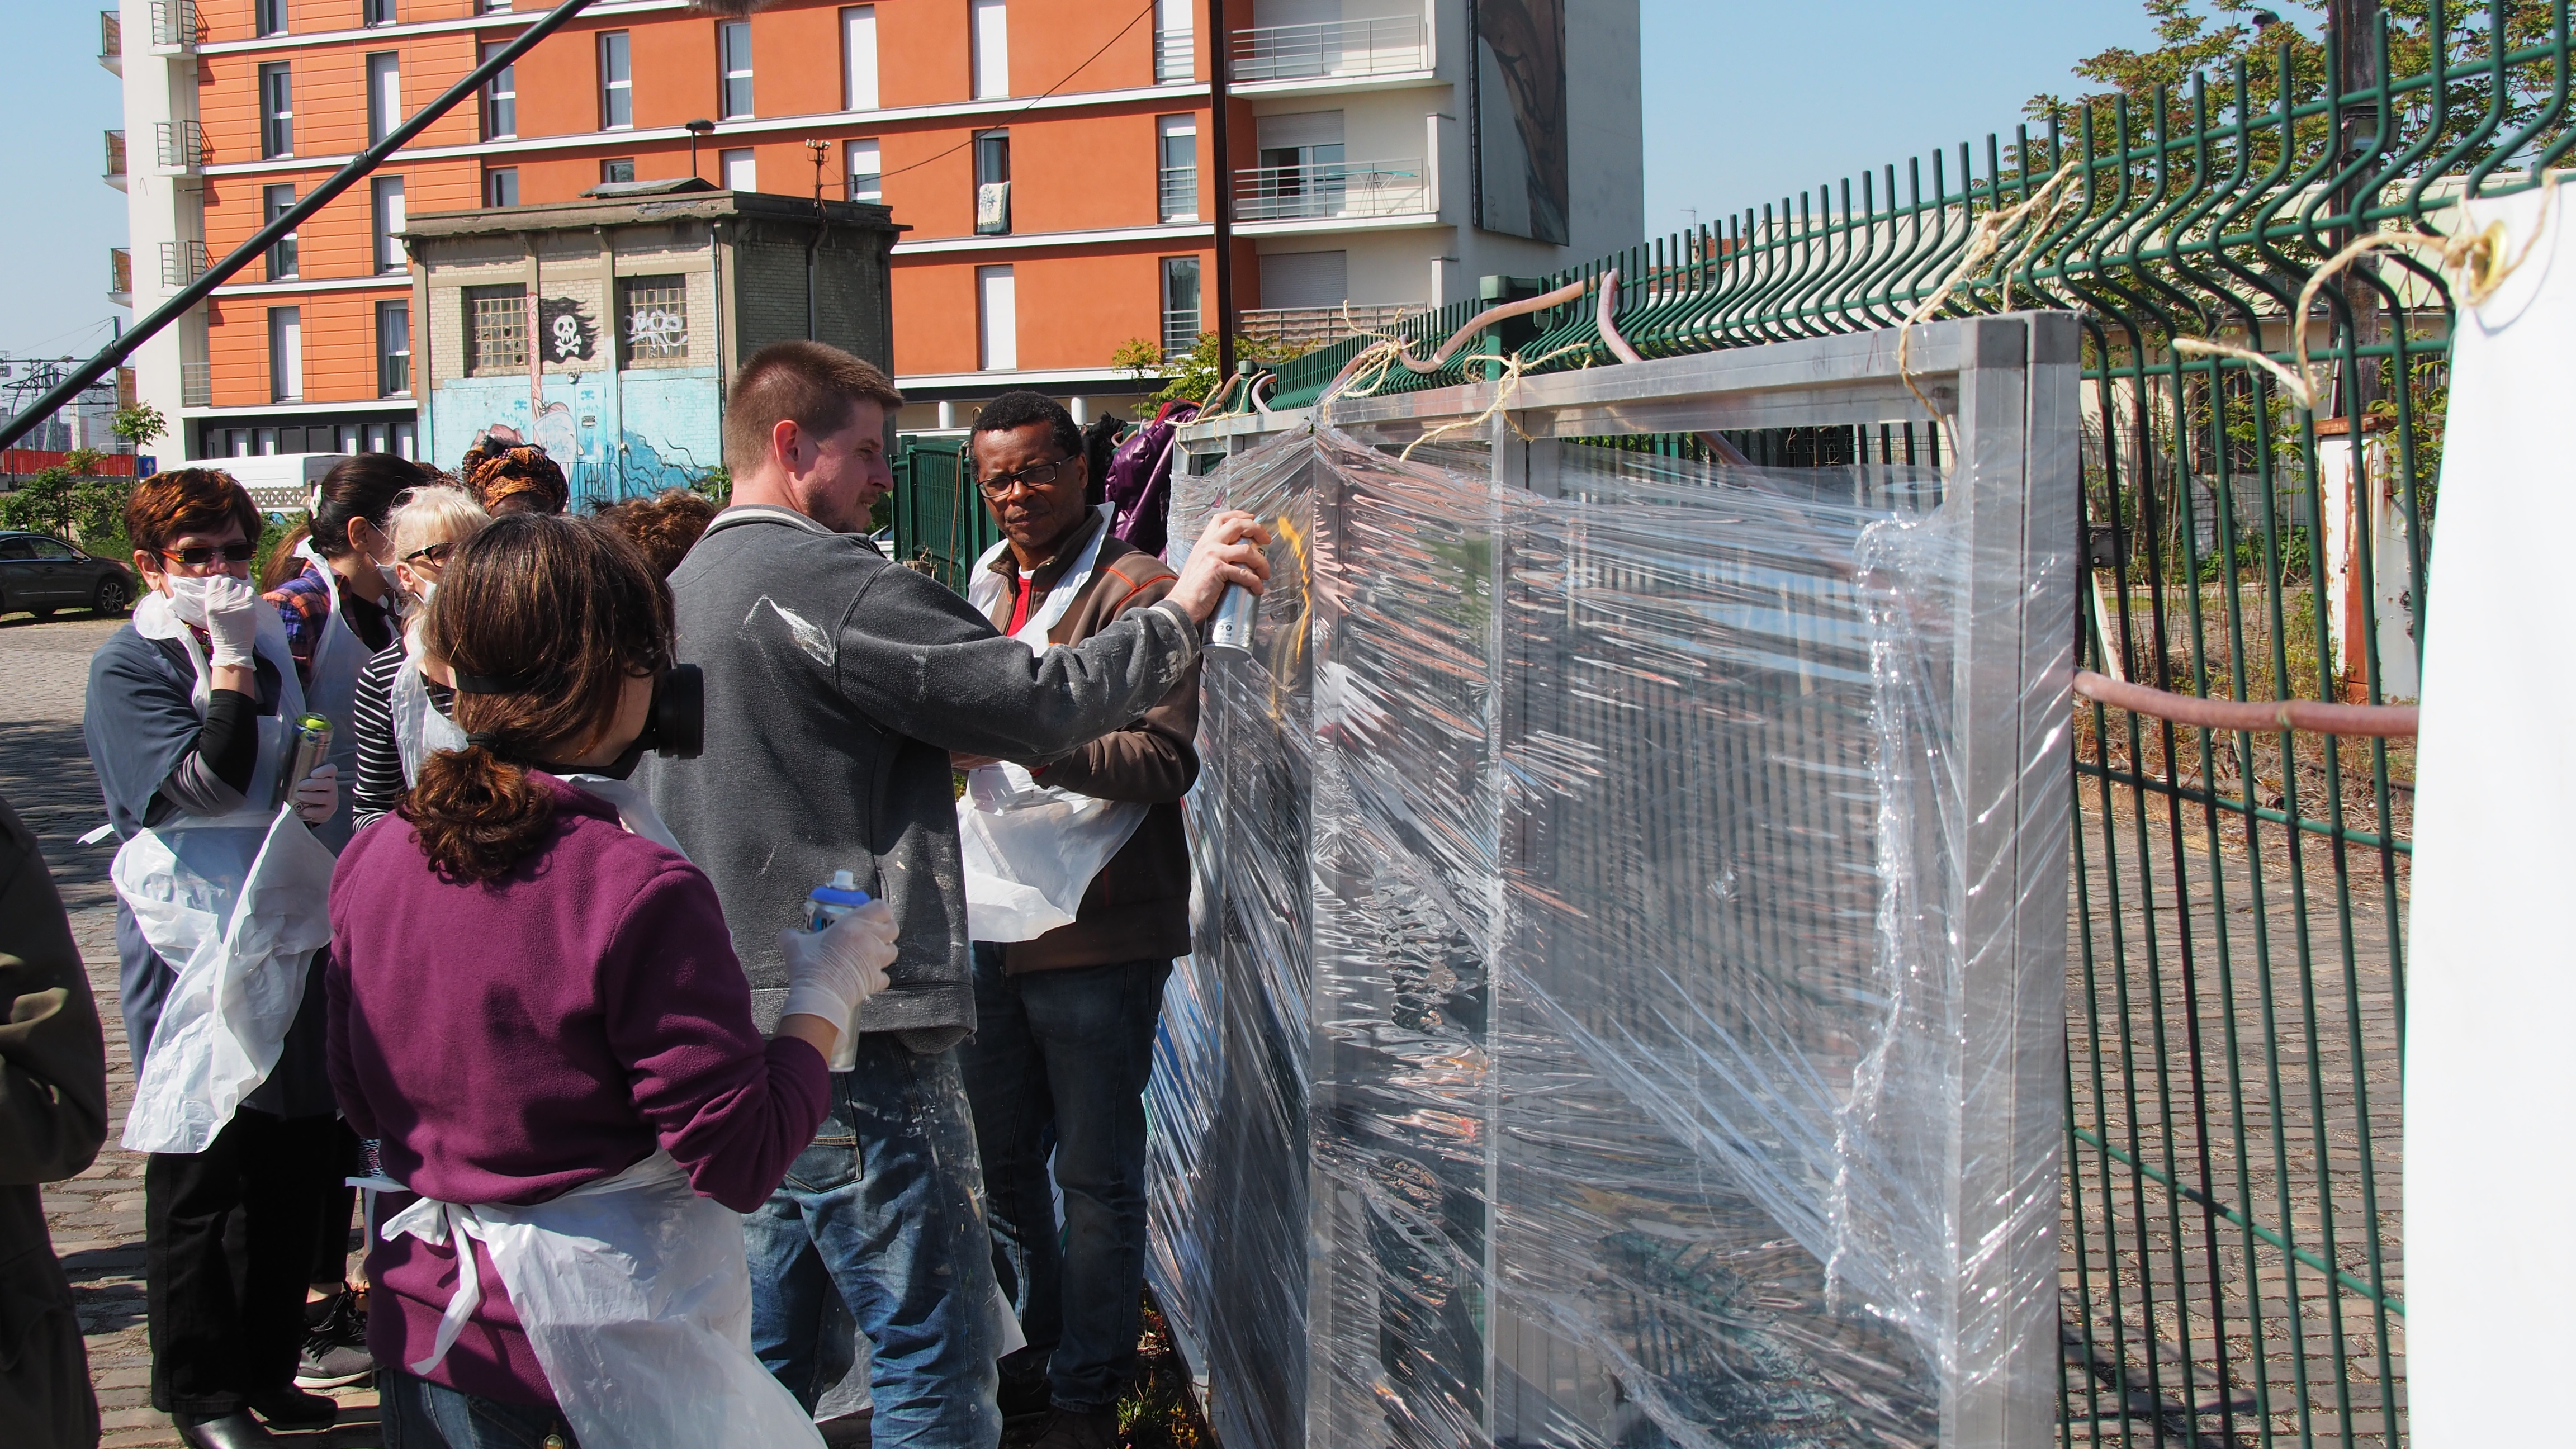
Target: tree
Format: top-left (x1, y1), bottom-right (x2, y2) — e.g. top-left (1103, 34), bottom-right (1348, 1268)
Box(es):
top-left (111, 401), bottom-right (168, 453)
top-left (1112, 332), bottom-right (1296, 406)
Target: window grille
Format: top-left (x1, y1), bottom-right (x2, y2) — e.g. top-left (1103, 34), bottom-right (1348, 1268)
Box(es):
top-left (620, 276), bottom-right (690, 368)
top-left (468, 287), bottom-right (529, 375)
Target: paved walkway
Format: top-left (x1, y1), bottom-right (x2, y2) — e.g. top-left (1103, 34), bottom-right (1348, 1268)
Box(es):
top-left (3, 612), bottom-right (385, 1447)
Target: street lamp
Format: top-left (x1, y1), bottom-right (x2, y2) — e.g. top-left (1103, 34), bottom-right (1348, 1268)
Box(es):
top-left (686, 119), bottom-right (715, 182)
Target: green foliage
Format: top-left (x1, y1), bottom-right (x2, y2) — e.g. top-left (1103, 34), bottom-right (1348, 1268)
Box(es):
top-left (689, 465), bottom-right (732, 508)
top-left (1, 468), bottom-right (76, 537)
top-left (1113, 331), bottom-right (1298, 406)
top-left (111, 401), bottom-right (169, 451)
top-left (2, 449), bottom-right (121, 546)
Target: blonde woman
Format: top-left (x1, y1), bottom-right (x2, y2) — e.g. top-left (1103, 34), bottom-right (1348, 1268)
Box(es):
top-left (349, 485), bottom-right (490, 832)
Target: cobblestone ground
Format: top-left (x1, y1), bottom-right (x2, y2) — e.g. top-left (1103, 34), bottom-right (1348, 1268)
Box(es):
top-left (2, 610), bottom-right (385, 1447)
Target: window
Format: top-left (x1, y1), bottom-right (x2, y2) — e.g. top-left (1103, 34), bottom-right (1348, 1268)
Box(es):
top-left (977, 264), bottom-right (1015, 370)
top-left (970, 0), bottom-right (1008, 100)
top-left (485, 167), bottom-right (519, 206)
top-left (372, 176), bottom-right (406, 273)
top-left (377, 301), bottom-right (411, 396)
top-left (268, 307), bottom-right (303, 401)
top-left (481, 41), bottom-right (516, 139)
top-left (845, 139), bottom-right (880, 202)
top-left (259, 63), bottom-right (292, 158)
top-left (619, 274), bottom-right (690, 368)
top-left (467, 286), bottom-right (528, 375)
top-left (599, 31), bottom-right (632, 129)
top-left (254, 0), bottom-right (286, 37)
top-left (1252, 111), bottom-right (1347, 219)
top-left (718, 20), bottom-right (754, 120)
top-left (1157, 115), bottom-right (1196, 222)
top-left (367, 53), bottom-right (402, 147)
top-left (263, 184), bottom-right (298, 280)
top-left (602, 158), bottom-right (636, 184)
top-left (720, 147), bottom-right (756, 191)
top-left (974, 130), bottom-right (1009, 235)
top-left (363, 0), bottom-right (396, 24)
top-left (1153, 0), bottom-right (1190, 84)
top-left (1161, 256), bottom-right (1200, 358)
top-left (476, 0), bottom-right (512, 11)
top-left (841, 7), bottom-right (877, 111)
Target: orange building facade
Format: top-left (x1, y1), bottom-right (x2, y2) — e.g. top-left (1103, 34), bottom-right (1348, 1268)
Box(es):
top-left (110, 0), bottom-right (1641, 463)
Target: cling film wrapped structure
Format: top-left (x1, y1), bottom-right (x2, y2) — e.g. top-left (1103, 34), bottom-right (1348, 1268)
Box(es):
top-left (1145, 318), bottom-right (2081, 1448)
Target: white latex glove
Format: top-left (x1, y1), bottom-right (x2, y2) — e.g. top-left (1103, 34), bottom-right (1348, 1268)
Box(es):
top-left (199, 574), bottom-right (264, 669)
top-left (777, 899), bottom-right (898, 1037)
top-left (292, 762), bottom-right (338, 825)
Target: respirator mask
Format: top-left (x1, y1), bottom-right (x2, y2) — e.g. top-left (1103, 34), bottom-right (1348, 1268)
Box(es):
top-left (453, 662), bottom-right (704, 780)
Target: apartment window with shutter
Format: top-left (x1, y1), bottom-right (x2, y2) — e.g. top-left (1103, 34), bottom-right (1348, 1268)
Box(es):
top-left (1157, 115), bottom-right (1196, 222)
top-left (485, 167), bottom-right (518, 206)
top-left (970, 0), bottom-right (1008, 100)
top-left (721, 148), bottom-right (756, 191)
top-left (263, 184), bottom-right (297, 280)
top-left (974, 130), bottom-right (1010, 235)
top-left (1161, 256), bottom-right (1200, 358)
top-left (602, 158), bottom-right (636, 184)
top-left (481, 41), bottom-right (516, 139)
top-left (718, 21), bottom-right (754, 120)
top-left (620, 275), bottom-right (690, 368)
top-left (468, 286), bottom-right (529, 375)
top-left (846, 139), bottom-right (881, 202)
top-left (378, 301), bottom-right (412, 397)
top-left (371, 176), bottom-right (406, 273)
top-left (269, 307), bottom-right (303, 402)
top-left (259, 63), bottom-right (293, 158)
top-left (599, 32), bottom-right (633, 129)
top-left (842, 7), bottom-right (878, 111)
top-left (367, 54), bottom-right (402, 147)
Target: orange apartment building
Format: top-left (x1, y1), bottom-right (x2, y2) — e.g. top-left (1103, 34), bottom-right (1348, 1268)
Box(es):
top-left (108, 0), bottom-right (1640, 468)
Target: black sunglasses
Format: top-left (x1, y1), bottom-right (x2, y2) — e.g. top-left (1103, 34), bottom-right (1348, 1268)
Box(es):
top-left (975, 457), bottom-right (1074, 499)
top-left (401, 540), bottom-right (459, 566)
top-left (158, 542), bottom-right (259, 567)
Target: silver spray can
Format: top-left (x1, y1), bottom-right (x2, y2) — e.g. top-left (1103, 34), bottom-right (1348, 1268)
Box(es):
top-left (1205, 584), bottom-right (1258, 659)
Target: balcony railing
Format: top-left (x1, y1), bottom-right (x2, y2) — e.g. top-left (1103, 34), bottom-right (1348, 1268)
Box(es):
top-left (99, 11), bottom-right (121, 73)
top-left (1234, 158), bottom-right (1427, 222)
top-left (155, 119), bottom-right (206, 171)
top-left (149, 0), bottom-right (200, 50)
top-left (1158, 165), bottom-right (1199, 223)
top-left (160, 240), bottom-right (210, 288)
top-left (180, 361), bottom-right (213, 409)
top-left (110, 247), bottom-right (132, 302)
top-left (1161, 309), bottom-right (1200, 360)
top-left (1230, 17), bottom-right (1427, 83)
top-left (105, 130), bottom-right (126, 184)
top-left (1238, 303), bottom-right (1429, 351)
top-left (1154, 27), bottom-right (1193, 83)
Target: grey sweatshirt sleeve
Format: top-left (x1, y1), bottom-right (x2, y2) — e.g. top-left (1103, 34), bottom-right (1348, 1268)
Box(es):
top-left (831, 564), bottom-right (1202, 760)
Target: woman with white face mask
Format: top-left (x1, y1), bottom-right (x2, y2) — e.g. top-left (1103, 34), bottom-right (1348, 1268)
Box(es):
top-left (348, 486), bottom-right (490, 832)
top-left (82, 469), bottom-right (344, 1448)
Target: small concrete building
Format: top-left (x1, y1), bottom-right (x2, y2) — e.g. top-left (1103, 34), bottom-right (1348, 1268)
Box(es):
top-left (402, 181), bottom-right (899, 504)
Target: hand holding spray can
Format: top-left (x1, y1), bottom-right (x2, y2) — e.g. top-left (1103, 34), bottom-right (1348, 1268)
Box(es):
top-left (1174, 527), bottom-right (1261, 661)
top-left (274, 713), bottom-right (333, 811)
top-left (806, 869), bottom-right (874, 934)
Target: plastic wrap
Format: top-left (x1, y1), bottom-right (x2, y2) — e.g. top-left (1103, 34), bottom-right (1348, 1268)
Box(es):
top-left (1149, 424), bottom-right (2071, 1449)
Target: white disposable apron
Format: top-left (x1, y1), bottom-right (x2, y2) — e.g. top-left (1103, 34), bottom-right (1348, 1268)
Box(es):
top-left (389, 619), bottom-right (469, 787)
top-left (957, 505), bottom-right (1149, 943)
top-left (113, 592), bottom-right (340, 1155)
top-left (381, 1152), bottom-right (824, 1449)
top-left (290, 539), bottom-right (373, 853)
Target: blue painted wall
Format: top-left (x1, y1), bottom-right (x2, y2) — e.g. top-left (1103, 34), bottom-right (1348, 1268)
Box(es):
top-left (423, 367), bottom-right (723, 506)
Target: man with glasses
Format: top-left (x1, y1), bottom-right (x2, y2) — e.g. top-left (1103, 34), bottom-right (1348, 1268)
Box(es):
top-left (948, 392), bottom-right (1199, 1449)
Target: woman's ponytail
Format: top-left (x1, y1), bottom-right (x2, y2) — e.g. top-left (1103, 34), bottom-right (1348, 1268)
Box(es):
top-left (400, 744), bottom-right (557, 883)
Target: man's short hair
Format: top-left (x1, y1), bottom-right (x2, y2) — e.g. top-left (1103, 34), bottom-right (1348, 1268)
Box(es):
top-left (723, 341), bottom-right (905, 475)
top-left (967, 391), bottom-right (1083, 473)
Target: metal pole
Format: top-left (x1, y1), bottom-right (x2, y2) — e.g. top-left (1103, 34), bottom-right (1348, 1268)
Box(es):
top-left (2329, 0), bottom-right (2384, 421)
top-left (0, 0), bottom-right (605, 451)
top-left (1208, 0), bottom-right (1236, 380)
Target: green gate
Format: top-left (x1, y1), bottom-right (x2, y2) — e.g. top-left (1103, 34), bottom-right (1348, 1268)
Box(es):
top-left (1254, 8), bottom-right (2573, 1443)
top-left (889, 435), bottom-right (996, 596)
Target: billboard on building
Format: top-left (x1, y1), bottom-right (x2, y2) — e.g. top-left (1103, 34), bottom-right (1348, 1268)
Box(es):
top-left (1469, 0), bottom-right (1569, 244)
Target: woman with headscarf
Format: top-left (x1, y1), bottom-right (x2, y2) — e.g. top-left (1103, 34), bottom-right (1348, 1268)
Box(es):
top-left (461, 443), bottom-right (570, 518)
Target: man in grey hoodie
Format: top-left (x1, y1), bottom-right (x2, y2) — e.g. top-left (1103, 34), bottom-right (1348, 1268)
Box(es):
top-left (648, 341), bottom-right (1267, 1449)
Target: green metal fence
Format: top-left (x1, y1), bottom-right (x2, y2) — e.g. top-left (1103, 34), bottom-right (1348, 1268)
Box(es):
top-left (888, 436), bottom-right (996, 595)
top-left (1253, 7), bottom-right (2574, 1443)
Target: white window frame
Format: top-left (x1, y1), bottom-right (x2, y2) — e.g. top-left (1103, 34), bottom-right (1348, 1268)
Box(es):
top-left (377, 300), bottom-right (412, 397)
top-left (367, 53), bottom-right (402, 148)
top-left (977, 264), bottom-right (1017, 371)
top-left (481, 41), bottom-right (517, 140)
top-left (970, 0), bottom-right (1009, 101)
top-left (600, 31), bottom-right (633, 130)
top-left (720, 147), bottom-right (757, 192)
top-left (259, 63), bottom-right (293, 158)
top-left (263, 183), bottom-right (298, 280)
top-left (269, 307), bottom-right (304, 402)
top-left (1157, 113), bottom-right (1197, 222)
top-left (846, 138), bottom-right (882, 202)
top-left (371, 176), bottom-right (406, 275)
top-left (842, 6), bottom-right (879, 111)
top-left (718, 20), bottom-right (755, 120)
top-left (485, 167), bottom-right (518, 206)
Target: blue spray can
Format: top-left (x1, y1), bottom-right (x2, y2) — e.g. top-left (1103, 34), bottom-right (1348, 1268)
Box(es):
top-left (806, 869), bottom-right (873, 934)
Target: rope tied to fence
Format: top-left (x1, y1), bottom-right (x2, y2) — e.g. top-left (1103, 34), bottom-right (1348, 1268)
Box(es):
top-left (1894, 158), bottom-right (2089, 424)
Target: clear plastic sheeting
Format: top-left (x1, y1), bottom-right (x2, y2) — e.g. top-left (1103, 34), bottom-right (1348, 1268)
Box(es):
top-left (1148, 423), bottom-right (2072, 1449)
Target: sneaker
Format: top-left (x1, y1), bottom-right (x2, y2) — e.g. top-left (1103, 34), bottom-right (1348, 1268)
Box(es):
top-left (1029, 1407), bottom-right (1119, 1449)
top-left (293, 1287), bottom-right (373, 1389)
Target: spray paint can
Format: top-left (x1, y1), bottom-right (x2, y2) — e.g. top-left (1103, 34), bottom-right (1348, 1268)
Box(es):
top-left (275, 713), bottom-right (333, 810)
top-left (806, 869), bottom-right (873, 934)
top-left (1206, 584), bottom-right (1258, 659)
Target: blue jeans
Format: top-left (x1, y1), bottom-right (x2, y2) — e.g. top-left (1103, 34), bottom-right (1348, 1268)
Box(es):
top-left (960, 947), bottom-right (1172, 1414)
top-left (744, 1036), bottom-right (1005, 1449)
top-left (380, 1371), bottom-right (575, 1449)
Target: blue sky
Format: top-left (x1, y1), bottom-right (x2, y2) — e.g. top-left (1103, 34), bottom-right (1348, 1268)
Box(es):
top-left (0, 0), bottom-right (2164, 361)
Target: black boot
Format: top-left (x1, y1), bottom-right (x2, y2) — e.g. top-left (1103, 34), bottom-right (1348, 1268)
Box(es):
top-left (249, 1384), bottom-right (339, 1431)
top-left (173, 1410), bottom-right (280, 1448)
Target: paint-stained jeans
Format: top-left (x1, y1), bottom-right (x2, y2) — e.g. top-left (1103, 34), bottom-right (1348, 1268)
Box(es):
top-left (742, 1037), bottom-right (1004, 1449)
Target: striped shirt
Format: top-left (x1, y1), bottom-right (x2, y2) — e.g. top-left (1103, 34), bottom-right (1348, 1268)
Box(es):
top-left (350, 641), bottom-right (454, 831)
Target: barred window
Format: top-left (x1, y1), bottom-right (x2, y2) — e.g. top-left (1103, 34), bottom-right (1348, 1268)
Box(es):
top-left (620, 275), bottom-right (690, 368)
top-left (467, 285), bottom-right (528, 375)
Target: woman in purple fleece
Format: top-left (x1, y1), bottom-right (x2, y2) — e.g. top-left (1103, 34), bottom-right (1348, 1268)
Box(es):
top-left (327, 515), bottom-right (897, 1449)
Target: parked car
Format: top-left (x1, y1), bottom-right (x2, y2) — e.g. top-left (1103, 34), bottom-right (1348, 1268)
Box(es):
top-left (0, 531), bottom-right (135, 619)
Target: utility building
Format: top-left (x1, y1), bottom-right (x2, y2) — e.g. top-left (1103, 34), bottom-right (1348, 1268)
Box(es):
top-left (401, 183), bottom-right (897, 504)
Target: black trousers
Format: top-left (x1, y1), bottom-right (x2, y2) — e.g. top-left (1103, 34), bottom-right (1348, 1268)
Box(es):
top-left (145, 1109), bottom-right (344, 1418)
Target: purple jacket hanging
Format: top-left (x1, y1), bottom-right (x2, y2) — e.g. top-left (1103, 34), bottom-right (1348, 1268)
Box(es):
top-left (1105, 400), bottom-right (1196, 560)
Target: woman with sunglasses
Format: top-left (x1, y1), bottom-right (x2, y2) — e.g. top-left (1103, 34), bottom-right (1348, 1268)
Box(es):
top-left (348, 485), bottom-right (490, 831)
top-left (83, 469), bottom-right (347, 1448)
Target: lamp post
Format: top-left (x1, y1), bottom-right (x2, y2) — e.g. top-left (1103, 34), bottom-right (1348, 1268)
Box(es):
top-left (686, 119), bottom-right (716, 182)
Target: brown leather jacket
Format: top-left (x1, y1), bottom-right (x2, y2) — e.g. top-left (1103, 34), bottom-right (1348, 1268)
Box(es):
top-left (982, 512), bottom-right (1199, 972)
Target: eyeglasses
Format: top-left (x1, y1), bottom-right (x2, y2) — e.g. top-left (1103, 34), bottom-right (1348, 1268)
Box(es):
top-left (401, 540), bottom-right (459, 567)
top-left (974, 457), bottom-right (1074, 499)
top-left (157, 542), bottom-right (259, 567)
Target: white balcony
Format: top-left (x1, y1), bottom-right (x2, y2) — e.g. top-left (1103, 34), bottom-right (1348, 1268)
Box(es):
top-left (160, 240), bottom-right (210, 289)
top-left (1238, 303), bottom-right (1428, 351)
top-left (157, 119), bottom-right (207, 172)
top-left (181, 361), bottom-right (214, 409)
top-left (1155, 27), bottom-right (1193, 84)
top-left (149, 0), bottom-right (200, 51)
top-left (1234, 158), bottom-right (1427, 222)
top-left (99, 10), bottom-right (121, 74)
top-left (110, 247), bottom-right (132, 306)
top-left (105, 130), bottom-right (127, 190)
top-left (1161, 308), bottom-right (1200, 359)
top-left (1158, 165), bottom-right (1199, 223)
top-left (1229, 17), bottom-right (1427, 84)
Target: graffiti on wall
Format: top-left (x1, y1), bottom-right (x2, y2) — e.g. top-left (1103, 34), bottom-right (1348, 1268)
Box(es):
top-left (432, 371), bottom-right (723, 510)
top-left (539, 297), bottom-right (600, 363)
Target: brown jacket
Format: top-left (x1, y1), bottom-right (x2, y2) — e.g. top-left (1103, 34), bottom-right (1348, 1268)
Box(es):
top-left (982, 512), bottom-right (1199, 972)
top-left (0, 794), bottom-right (107, 1449)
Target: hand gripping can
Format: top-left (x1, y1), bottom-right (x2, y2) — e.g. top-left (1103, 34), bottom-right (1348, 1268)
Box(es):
top-left (806, 869), bottom-right (874, 934)
top-left (274, 713), bottom-right (333, 810)
top-left (1205, 584), bottom-right (1258, 659)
